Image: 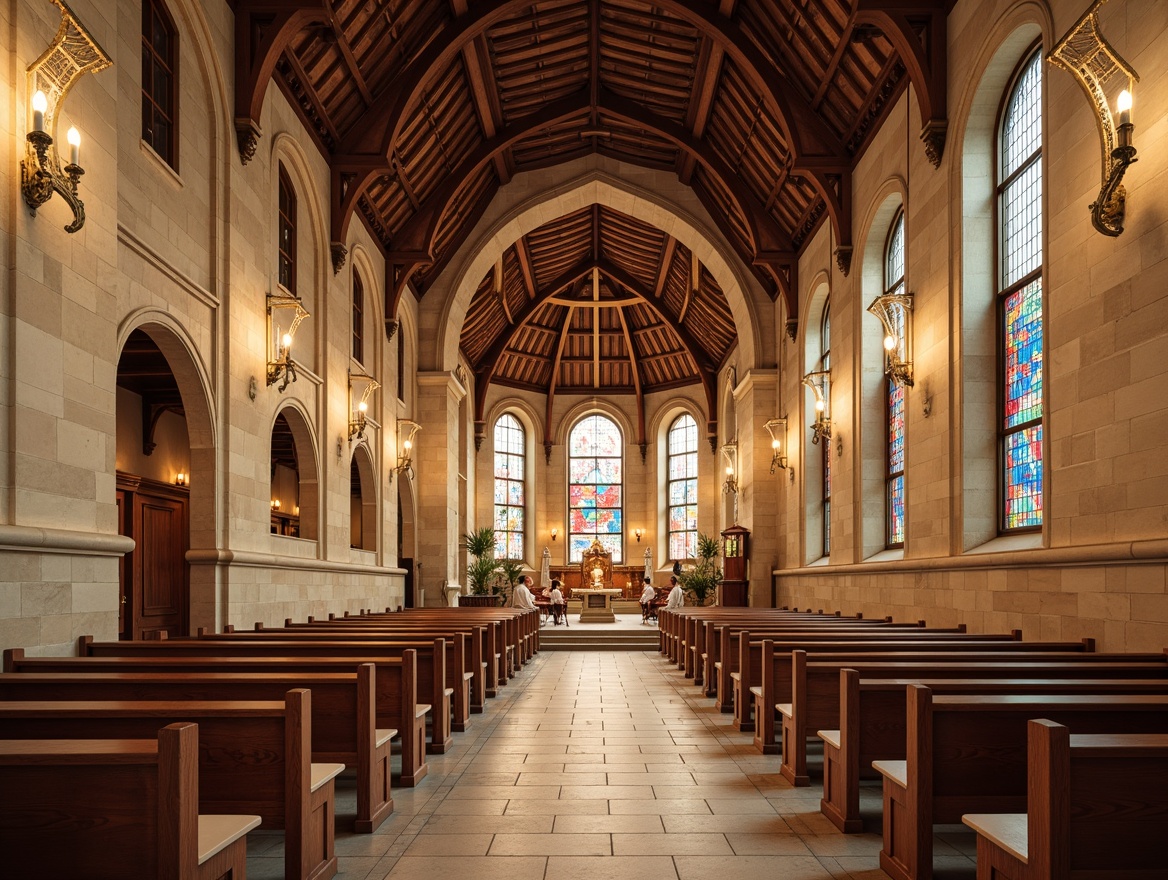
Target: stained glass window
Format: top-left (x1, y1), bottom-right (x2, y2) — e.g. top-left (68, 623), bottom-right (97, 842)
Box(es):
top-left (493, 414), bottom-right (525, 560)
top-left (667, 414), bottom-right (699, 561)
top-left (998, 50), bottom-right (1044, 531)
top-left (885, 211), bottom-right (906, 547)
top-left (820, 300), bottom-right (831, 557)
top-left (568, 414), bottom-right (623, 563)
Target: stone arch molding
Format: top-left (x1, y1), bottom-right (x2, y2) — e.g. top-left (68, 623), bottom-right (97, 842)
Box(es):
top-left (486, 397), bottom-right (544, 442)
top-left (426, 160), bottom-right (770, 375)
top-left (553, 400), bottom-right (636, 450)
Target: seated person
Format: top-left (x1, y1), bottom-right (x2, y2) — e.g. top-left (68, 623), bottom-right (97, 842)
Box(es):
top-left (639, 577), bottom-right (656, 624)
top-left (549, 579), bottom-right (566, 625)
top-left (665, 575), bottom-right (684, 609)
top-left (512, 575), bottom-right (537, 611)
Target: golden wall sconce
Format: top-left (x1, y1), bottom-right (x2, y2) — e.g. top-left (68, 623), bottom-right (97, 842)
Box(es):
top-left (721, 439), bottom-right (738, 495)
top-left (1048, 0), bottom-right (1139, 237)
top-left (21, 1), bottom-right (111, 233)
top-left (801, 370), bottom-right (832, 445)
top-left (348, 371), bottom-right (380, 441)
top-left (394, 419), bottom-right (421, 479)
top-left (266, 291), bottom-right (309, 392)
top-left (550, 528), bottom-right (558, 542)
top-left (867, 291), bottom-right (914, 387)
top-left (763, 418), bottom-right (790, 476)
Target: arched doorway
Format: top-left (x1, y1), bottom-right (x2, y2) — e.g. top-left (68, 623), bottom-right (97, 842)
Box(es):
top-left (270, 407), bottom-right (319, 540)
top-left (350, 444), bottom-right (377, 550)
top-left (398, 473), bottom-right (418, 607)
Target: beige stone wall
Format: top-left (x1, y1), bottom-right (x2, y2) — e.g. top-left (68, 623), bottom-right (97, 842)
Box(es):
top-left (776, 0), bottom-right (1168, 651)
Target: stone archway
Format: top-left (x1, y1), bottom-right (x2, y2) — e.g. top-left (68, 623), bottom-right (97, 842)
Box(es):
top-left (397, 471), bottom-right (419, 607)
top-left (350, 443), bottom-right (378, 551)
top-left (270, 405), bottom-right (319, 542)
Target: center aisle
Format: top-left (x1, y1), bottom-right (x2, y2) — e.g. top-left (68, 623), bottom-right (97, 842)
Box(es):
top-left (252, 650), bottom-right (973, 879)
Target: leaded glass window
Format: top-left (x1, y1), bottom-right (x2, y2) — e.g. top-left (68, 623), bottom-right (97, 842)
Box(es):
top-left (352, 273), bottom-right (364, 364)
top-left (820, 300), bottom-right (831, 557)
top-left (568, 414), bottom-right (623, 563)
top-left (885, 211), bottom-right (906, 547)
top-left (667, 414), bottom-right (699, 561)
top-left (998, 50), bottom-right (1043, 531)
top-left (278, 166), bottom-right (296, 293)
top-left (493, 414), bottom-right (525, 560)
top-left (142, 0), bottom-right (177, 167)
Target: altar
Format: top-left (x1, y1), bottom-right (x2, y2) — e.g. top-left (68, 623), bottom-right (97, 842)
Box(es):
top-left (574, 588), bottom-right (624, 623)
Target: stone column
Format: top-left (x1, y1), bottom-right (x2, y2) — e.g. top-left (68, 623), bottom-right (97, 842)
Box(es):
top-left (732, 370), bottom-right (781, 606)
top-left (415, 372), bottom-right (466, 605)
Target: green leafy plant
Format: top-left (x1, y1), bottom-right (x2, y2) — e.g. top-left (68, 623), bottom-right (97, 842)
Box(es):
top-left (498, 559), bottom-right (525, 598)
top-left (678, 532), bottom-right (723, 605)
top-left (461, 526), bottom-right (499, 595)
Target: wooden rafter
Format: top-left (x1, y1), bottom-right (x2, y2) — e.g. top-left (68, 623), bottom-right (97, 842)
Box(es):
top-left (652, 236), bottom-right (678, 299)
top-left (543, 305), bottom-right (574, 458)
top-left (615, 305), bottom-right (647, 452)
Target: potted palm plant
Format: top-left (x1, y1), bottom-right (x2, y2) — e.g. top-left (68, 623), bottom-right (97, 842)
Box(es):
top-left (678, 532), bottom-right (723, 606)
top-left (461, 527), bottom-right (500, 599)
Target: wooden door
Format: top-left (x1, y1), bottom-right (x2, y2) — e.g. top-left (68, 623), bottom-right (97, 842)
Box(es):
top-left (116, 487), bottom-right (132, 639)
top-left (402, 558), bottom-right (414, 608)
top-left (117, 472), bottom-right (189, 640)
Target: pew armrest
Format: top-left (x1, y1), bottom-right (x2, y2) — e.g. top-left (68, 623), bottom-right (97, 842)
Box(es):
top-left (872, 759), bottom-right (907, 787)
top-left (818, 729), bottom-right (841, 750)
top-left (415, 702), bottom-right (432, 720)
top-left (777, 702), bottom-right (792, 719)
top-left (197, 814), bottom-right (261, 865)
top-left (376, 728), bottom-right (398, 748)
top-left (444, 687), bottom-right (454, 698)
top-left (310, 762), bottom-right (346, 794)
top-left (749, 686), bottom-right (762, 699)
top-left (730, 672), bottom-right (741, 682)
top-left (962, 813), bottom-right (1029, 863)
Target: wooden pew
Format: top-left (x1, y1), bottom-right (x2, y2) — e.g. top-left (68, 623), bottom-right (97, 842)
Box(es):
top-left (0, 722), bottom-right (260, 880)
top-left (873, 687), bottom-right (1168, 880)
top-left (5, 649), bottom-right (430, 787)
top-left (771, 646), bottom-right (1168, 785)
top-left (962, 720), bottom-right (1168, 880)
top-left (0, 690), bottom-right (341, 880)
top-left (0, 667), bottom-right (396, 828)
top-left (819, 671), bottom-right (1168, 834)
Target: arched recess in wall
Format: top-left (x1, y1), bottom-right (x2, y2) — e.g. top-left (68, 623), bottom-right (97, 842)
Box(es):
top-left (720, 368), bottom-right (738, 528)
top-left (397, 469), bottom-right (419, 608)
top-left (270, 403), bottom-right (319, 541)
top-left (485, 398), bottom-right (543, 564)
top-left (801, 278), bottom-right (831, 564)
top-left (429, 164), bottom-right (767, 375)
top-left (857, 181), bottom-right (906, 560)
top-left (270, 132), bottom-right (329, 377)
top-left (350, 442), bottom-right (377, 552)
top-left (952, 7), bottom-right (1048, 550)
top-left (114, 315), bottom-right (216, 638)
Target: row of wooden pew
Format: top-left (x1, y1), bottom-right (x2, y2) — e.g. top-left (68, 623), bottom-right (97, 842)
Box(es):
top-left (0, 605), bottom-right (539, 880)
top-left (657, 606), bottom-right (1168, 880)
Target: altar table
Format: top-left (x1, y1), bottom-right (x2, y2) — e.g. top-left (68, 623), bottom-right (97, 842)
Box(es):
top-left (574, 588), bottom-right (624, 623)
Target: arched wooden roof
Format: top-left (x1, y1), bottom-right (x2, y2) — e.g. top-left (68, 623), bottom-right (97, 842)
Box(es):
top-left (234, 0), bottom-right (949, 430)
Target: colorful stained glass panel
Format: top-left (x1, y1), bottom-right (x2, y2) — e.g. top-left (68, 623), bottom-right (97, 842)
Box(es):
top-left (1004, 425), bottom-right (1043, 529)
top-left (667, 415), bottom-right (699, 561)
top-left (1004, 280), bottom-right (1043, 429)
top-left (888, 475), bottom-right (905, 546)
top-left (888, 382), bottom-right (905, 475)
top-left (568, 414), bottom-right (623, 562)
top-left (492, 414), bottom-right (526, 559)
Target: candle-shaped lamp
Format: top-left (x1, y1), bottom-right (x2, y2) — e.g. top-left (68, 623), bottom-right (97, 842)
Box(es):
top-left (66, 126), bottom-right (81, 166)
top-left (32, 90), bottom-right (47, 133)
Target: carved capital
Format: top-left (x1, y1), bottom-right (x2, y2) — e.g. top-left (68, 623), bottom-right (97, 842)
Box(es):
top-left (474, 421), bottom-right (486, 452)
top-left (785, 317), bottom-right (799, 341)
top-left (920, 120), bottom-right (948, 168)
top-left (235, 118), bottom-right (262, 165)
top-left (639, 441), bottom-right (647, 464)
top-left (385, 318), bottom-right (400, 342)
top-left (834, 245), bottom-right (853, 277)
top-left (544, 440), bottom-right (553, 465)
top-left (330, 242), bottom-right (348, 274)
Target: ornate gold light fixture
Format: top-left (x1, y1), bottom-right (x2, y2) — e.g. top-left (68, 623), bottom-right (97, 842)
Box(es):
top-left (802, 371), bottom-right (832, 445)
top-left (20, 1), bottom-right (111, 233)
top-left (266, 291), bottom-right (309, 392)
top-left (867, 291), bottom-right (914, 387)
top-left (763, 418), bottom-right (789, 475)
top-left (347, 371), bottom-right (380, 441)
top-left (721, 439), bottom-right (738, 495)
top-left (394, 419), bottom-right (421, 479)
top-left (1048, 0), bottom-right (1138, 237)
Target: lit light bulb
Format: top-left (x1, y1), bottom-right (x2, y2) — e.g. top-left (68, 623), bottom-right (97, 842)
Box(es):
top-left (1117, 89), bottom-right (1132, 119)
top-left (281, 332), bottom-right (293, 351)
top-left (403, 440), bottom-right (412, 451)
top-left (66, 126), bottom-right (81, 166)
top-left (357, 401), bottom-right (368, 414)
top-left (883, 335), bottom-right (896, 352)
top-left (815, 399), bottom-right (825, 413)
top-left (772, 439), bottom-right (781, 451)
top-left (725, 465), bottom-right (734, 477)
top-left (32, 90), bottom-right (47, 132)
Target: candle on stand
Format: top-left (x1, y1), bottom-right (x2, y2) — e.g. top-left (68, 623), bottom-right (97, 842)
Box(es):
top-left (67, 126), bottom-right (81, 166)
top-left (1117, 89), bottom-right (1132, 127)
top-left (32, 90), bottom-right (47, 133)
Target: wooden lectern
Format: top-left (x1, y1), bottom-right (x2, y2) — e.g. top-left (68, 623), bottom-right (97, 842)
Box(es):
top-left (720, 524), bottom-right (750, 606)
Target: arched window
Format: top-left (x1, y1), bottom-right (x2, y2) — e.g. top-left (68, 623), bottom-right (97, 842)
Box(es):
top-left (278, 165), bottom-right (297, 293)
top-left (352, 273), bottom-right (364, 364)
top-left (820, 299), bottom-right (832, 557)
top-left (667, 414), bottom-right (699, 560)
top-left (998, 49), bottom-right (1043, 531)
top-left (141, 0), bottom-right (178, 167)
top-left (493, 414), bottom-right (525, 560)
top-left (885, 212), bottom-right (906, 548)
top-left (568, 414), bottom-right (623, 563)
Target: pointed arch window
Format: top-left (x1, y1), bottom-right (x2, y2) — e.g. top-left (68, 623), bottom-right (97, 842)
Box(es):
top-left (142, 0), bottom-right (178, 167)
top-left (493, 414), bottom-right (526, 560)
top-left (667, 414), bottom-right (699, 561)
top-left (820, 299), bottom-right (832, 557)
top-left (352, 273), bottom-right (364, 364)
top-left (998, 49), bottom-right (1044, 532)
top-left (278, 165), bottom-right (297, 293)
top-left (885, 211), bottom-right (906, 547)
top-left (568, 415), bottom-right (623, 563)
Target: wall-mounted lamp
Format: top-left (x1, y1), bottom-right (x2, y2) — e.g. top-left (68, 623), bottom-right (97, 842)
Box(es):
top-left (634, 528), bottom-right (643, 543)
top-left (550, 528), bottom-right (558, 542)
top-left (20, 4), bottom-right (111, 234)
top-left (802, 370), bottom-right (832, 445)
top-left (1048, 0), bottom-right (1139, 237)
top-left (721, 440), bottom-right (738, 495)
top-left (175, 472), bottom-right (187, 487)
top-left (763, 418), bottom-right (790, 476)
top-left (867, 291), bottom-right (914, 387)
top-left (271, 499), bottom-right (281, 511)
top-left (394, 419), bottom-right (421, 479)
top-left (348, 370), bottom-right (380, 442)
top-left (266, 290), bottom-right (309, 392)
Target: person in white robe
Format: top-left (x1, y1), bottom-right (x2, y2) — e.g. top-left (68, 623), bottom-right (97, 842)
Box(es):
top-left (639, 577), bottom-right (656, 623)
top-left (665, 576), bottom-right (684, 609)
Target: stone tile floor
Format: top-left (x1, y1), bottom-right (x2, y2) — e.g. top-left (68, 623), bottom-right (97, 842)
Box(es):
top-left (246, 649), bottom-right (978, 880)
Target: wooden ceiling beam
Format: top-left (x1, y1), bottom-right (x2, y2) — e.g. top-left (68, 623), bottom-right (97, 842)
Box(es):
top-left (854, 0), bottom-right (949, 166)
top-left (514, 238), bottom-right (539, 309)
top-left (326, 9), bottom-right (372, 106)
top-left (616, 306), bottom-right (647, 456)
top-left (452, 0), bottom-right (512, 184)
top-left (543, 306), bottom-right (574, 462)
top-left (652, 236), bottom-right (678, 300)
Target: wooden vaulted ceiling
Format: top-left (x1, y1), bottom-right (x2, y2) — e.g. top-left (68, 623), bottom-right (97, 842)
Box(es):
top-left (234, 0), bottom-right (950, 433)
